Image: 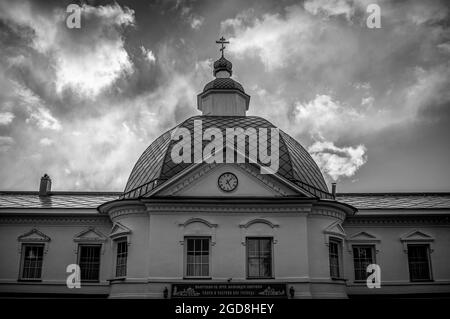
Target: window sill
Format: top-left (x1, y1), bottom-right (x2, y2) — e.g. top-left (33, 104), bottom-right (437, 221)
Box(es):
top-left (80, 280), bottom-right (100, 284)
top-left (108, 277), bottom-right (126, 282)
top-left (246, 277), bottom-right (275, 280)
top-left (17, 279), bottom-right (42, 282)
top-left (183, 277), bottom-right (212, 280)
top-left (410, 279), bottom-right (434, 283)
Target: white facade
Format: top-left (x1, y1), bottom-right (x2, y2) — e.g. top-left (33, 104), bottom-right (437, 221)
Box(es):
top-left (0, 163), bottom-right (449, 298)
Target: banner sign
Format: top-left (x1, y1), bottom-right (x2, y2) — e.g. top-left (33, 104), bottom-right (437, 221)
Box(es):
top-left (171, 283), bottom-right (287, 298)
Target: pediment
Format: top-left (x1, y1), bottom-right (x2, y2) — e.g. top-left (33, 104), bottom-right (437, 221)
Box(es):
top-left (155, 162), bottom-right (303, 197)
top-left (323, 221), bottom-right (346, 238)
top-left (74, 227), bottom-right (107, 242)
top-left (18, 228), bottom-right (51, 242)
top-left (109, 222), bottom-right (131, 239)
top-left (400, 229), bottom-right (434, 242)
top-left (347, 231), bottom-right (380, 242)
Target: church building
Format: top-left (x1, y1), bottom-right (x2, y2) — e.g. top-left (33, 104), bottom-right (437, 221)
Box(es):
top-left (0, 39), bottom-right (449, 299)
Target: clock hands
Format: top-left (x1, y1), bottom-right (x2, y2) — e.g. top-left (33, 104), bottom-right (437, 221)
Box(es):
top-left (218, 173), bottom-right (237, 192)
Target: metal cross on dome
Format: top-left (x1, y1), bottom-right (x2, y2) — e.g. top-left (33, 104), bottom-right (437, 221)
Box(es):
top-left (216, 36), bottom-right (229, 57)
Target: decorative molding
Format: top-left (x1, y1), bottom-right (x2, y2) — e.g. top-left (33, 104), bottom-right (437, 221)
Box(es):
top-left (73, 227), bottom-right (108, 255)
top-left (0, 216), bottom-right (110, 225)
top-left (179, 217), bottom-right (218, 229)
top-left (165, 163), bottom-right (218, 196)
top-left (18, 228), bottom-right (51, 243)
top-left (145, 204), bottom-right (310, 214)
top-left (236, 164), bottom-right (288, 196)
top-left (344, 215), bottom-right (450, 226)
top-left (164, 162), bottom-right (291, 197)
top-left (239, 218), bottom-right (279, 245)
top-left (108, 208), bottom-right (147, 220)
top-left (178, 217), bottom-right (218, 245)
top-left (17, 228), bottom-right (51, 254)
top-left (109, 222), bottom-right (132, 240)
top-left (346, 231), bottom-right (381, 253)
top-left (400, 229), bottom-right (435, 253)
top-left (240, 218), bottom-right (279, 229)
top-left (323, 221), bottom-right (346, 246)
top-left (310, 208), bottom-right (346, 221)
top-left (74, 227), bottom-right (107, 243)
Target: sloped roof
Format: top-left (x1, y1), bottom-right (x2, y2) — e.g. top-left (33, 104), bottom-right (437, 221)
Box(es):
top-left (336, 193), bottom-right (450, 210)
top-left (0, 192), bottom-right (120, 209)
top-left (122, 115), bottom-right (332, 199)
top-left (0, 192), bottom-right (449, 210)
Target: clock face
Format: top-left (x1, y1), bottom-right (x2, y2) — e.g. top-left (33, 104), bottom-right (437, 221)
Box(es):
top-left (218, 172), bottom-right (238, 192)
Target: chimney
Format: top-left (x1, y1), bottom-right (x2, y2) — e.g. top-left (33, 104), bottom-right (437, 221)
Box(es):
top-left (331, 182), bottom-right (337, 198)
top-left (39, 174), bottom-right (52, 196)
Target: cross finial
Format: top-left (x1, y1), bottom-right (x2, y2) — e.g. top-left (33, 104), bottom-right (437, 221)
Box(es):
top-left (216, 36), bottom-right (229, 58)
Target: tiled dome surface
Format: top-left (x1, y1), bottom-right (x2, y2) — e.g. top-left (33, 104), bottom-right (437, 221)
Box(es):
top-left (122, 116), bottom-right (332, 199)
top-left (203, 78), bottom-right (245, 93)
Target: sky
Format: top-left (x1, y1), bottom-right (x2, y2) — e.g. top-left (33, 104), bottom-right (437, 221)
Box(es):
top-left (0, 0), bottom-right (449, 193)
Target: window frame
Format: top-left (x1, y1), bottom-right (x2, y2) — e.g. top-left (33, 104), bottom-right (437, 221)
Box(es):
top-left (184, 236), bottom-right (211, 279)
top-left (19, 243), bottom-right (45, 281)
top-left (352, 244), bottom-right (376, 282)
top-left (246, 237), bottom-right (274, 279)
top-left (114, 237), bottom-right (128, 278)
top-left (328, 238), bottom-right (343, 280)
top-left (77, 244), bottom-right (102, 283)
top-left (407, 244), bottom-right (433, 282)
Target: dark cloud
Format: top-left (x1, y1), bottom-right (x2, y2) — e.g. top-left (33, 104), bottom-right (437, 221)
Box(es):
top-left (0, 0), bottom-right (448, 191)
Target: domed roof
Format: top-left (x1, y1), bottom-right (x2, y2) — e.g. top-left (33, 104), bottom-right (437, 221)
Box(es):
top-left (122, 116), bottom-right (333, 199)
top-left (213, 56), bottom-right (232, 76)
top-left (203, 78), bottom-right (245, 93)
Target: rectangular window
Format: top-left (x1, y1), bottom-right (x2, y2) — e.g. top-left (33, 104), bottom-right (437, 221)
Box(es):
top-left (20, 244), bottom-right (44, 280)
top-left (115, 239), bottom-right (128, 277)
top-left (329, 239), bottom-right (341, 278)
top-left (78, 245), bottom-right (101, 282)
top-left (185, 237), bottom-right (210, 278)
top-left (408, 244), bottom-right (432, 281)
top-left (246, 237), bottom-right (273, 279)
top-left (353, 245), bottom-right (375, 281)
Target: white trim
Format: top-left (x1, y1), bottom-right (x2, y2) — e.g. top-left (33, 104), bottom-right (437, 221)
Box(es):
top-left (109, 222), bottom-right (132, 241)
top-left (239, 218), bottom-right (279, 245)
top-left (400, 229), bottom-right (435, 253)
top-left (179, 218), bottom-right (218, 246)
top-left (346, 231), bottom-right (381, 253)
top-left (323, 221), bottom-right (346, 246)
top-left (73, 227), bottom-right (108, 255)
top-left (17, 228), bottom-right (51, 254)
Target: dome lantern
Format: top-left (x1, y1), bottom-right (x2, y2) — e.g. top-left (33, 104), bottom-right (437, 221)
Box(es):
top-left (197, 37), bottom-right (250, 116)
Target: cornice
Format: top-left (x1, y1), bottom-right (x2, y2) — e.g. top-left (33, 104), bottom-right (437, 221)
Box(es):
top-left (145, 203), bottom-right (310, 214)
top-left (344, 215), bottom-right (450, 226)
top-left (309, 208), bottom-right (347, 221)
top-left (0, 215), bottom-right (110, 225)
top-left (108, 208), bottom-right (147, 220)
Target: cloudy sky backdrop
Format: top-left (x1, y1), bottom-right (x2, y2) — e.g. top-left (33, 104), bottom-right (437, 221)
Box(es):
top-left (0, 0), bottom-right (449, 192)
